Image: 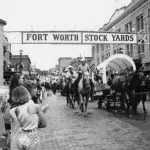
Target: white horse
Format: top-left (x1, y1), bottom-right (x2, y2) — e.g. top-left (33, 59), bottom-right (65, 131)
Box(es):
top-left (78, 72), bottom-right (91, 116)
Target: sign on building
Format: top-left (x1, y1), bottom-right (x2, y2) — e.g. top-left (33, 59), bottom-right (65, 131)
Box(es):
top-left (22, 31), bottom-right (137, 44)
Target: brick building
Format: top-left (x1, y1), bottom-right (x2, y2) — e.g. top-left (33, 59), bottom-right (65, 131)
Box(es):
top-left (3, 37), bottom-right (12, 70)
top-left (58, 57), bottom-right (72, 73)
top-left (92, 0), bottom-right (150, 70)
top-left (10, 55), bottom-right (31, 75)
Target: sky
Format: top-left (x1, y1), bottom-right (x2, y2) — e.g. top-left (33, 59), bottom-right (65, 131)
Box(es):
top-left (0, 0), bottom-right (132, 70)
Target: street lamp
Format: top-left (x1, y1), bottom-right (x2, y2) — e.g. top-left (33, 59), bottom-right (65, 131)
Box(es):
top-left (19, 50), bottom-right (23, 73)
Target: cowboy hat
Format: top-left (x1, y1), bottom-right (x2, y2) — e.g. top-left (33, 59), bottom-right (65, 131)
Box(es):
top-left (65, 68), bottom-right (69, 72)
top-left (68, 65), bottom-right (73, 69)
top-left (80, 57), bottom-right (86, 61)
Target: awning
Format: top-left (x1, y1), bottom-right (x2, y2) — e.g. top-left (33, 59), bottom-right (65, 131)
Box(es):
top-left (97, 54), bottom-right (136, 84)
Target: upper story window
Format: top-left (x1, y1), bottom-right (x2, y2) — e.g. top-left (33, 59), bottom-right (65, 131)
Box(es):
top-left (101, 55), bottom-right (105, 62)
top-left (106, 44), bottom-right (110, 49)
top-left (148, 8), bottom-right (150, 18)
top-left (92, 46), bottom-right (95, 57)
top-left (136, 14), bottom-right (144, 32)
top-left (97, 57), bottom-right (100, 65)
top-left (96, 44), bottom-right (99, 54)
top-left (3, 46), bottom-right (7, 56)
top-left (125, 22), bottom-right (132, 32)
top-left (101, 44), bottom-right (104, 51)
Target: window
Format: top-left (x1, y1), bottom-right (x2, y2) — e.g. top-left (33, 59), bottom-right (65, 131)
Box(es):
top-left (106, 44), bottom-right (110, 49)
top-left (130, 45), bottom-right (133, 57)
top-left (136, 14), bottom-right (144, 32)
top-left (129, 22), bottom-right (132, 32)
top-left (126, 45), bottom-right (130, 56)
top-left (92, 46), bottom-right (95, 57)
top-left (138, 40), bottom-right (145, 54)
top-left (125, 22), bottom-right (132, 32)
top-left (101, 44), bottom-right (104, 51)
top-left (3, 46), bottom-right (6, 56)
top-left (125, 24), bottom-right (128, 32)
top-left (96, 44), bottom-right (99, 54)
top-left (148, 9), bottom-right (150, 17)
top-left (97, 57), bottom-right (100, 65)
top-left (106, 53), bottom-right (109, 59)
top-left (101, 55), bottom-right (105, 62)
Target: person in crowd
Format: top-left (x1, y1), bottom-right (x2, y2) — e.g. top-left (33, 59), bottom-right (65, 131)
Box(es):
top-left (23, 80), bottom-right (39, 104)
top-left (3, 73), bottom-right (24, 133)
top-left (35, 78), bottom-right (43, 102)
top-left (9, 86), bottom-right (47, 150)
top-left (8, 73), bottom-right (24, 105)
top-left (0, 94), bottom-right (7, 139)
top-left (66, 65), bottom-right (77, 81)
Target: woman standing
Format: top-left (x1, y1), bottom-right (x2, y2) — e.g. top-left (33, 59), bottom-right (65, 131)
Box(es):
top-left (4, 73), bottom-right (24, 132)
top-left (8, 73), bottom-right (24, 105)
top-left (23, 80), bottom-right (40, 104)
top-left (9, 86), bottom-right (47, 150)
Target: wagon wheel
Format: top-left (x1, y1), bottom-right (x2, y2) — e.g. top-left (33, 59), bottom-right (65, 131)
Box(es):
top-left (104, 97), bottom-right (110, 110)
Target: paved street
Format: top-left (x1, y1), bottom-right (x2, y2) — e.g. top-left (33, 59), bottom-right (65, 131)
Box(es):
top-left (39, 91), bottom-right (150, 150)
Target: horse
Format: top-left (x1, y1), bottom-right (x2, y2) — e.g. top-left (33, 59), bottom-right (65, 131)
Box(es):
top-left (112, 74), bottom-right (130, 112)
top-left (129, 71), bottom-right (150, 114)
top-left (64, 77), bottom-right (76, 108)
top-left (112, 70), bottom-right (149, 114)
top-left (78, 72), bottom-right (91, 116)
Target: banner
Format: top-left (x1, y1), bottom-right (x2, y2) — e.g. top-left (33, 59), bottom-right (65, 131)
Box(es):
top-left (22, 31), bottom-right (137, 44)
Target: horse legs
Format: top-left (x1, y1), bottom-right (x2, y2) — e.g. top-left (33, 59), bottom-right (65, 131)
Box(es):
top-left (120, 94), bottom-right (125, 111)
top-left (78, 93), bottom-right (83, 115)
top-left (66, 93), bottom-right (69, 106)
top-left (84, 95), bottom-right (89, 117)
top-left (142, 95), bottom-right (147, 113)
top-left (71, 93), bottom-right (75, 109)
top-left (124, 93), bottom-right (131, 114)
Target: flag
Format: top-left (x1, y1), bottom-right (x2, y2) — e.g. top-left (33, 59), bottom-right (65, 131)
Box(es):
top-left (89, 58), bottom-right (96, 73)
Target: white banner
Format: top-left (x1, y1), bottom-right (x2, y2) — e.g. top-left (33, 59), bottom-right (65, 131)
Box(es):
top-left (22, 31), bottom-right (137, 44)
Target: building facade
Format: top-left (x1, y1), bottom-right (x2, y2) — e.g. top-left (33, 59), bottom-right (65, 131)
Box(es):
top-left (92, 0), bottom-right (150, 70)
top-left (0, 19), bottom-right (7, 85)
top-left (58, 57), bottom-right (72, 73)
top-left (3, 37), bottom-right (12, 72)
top-left (10, 55), bottom-right (31, 75)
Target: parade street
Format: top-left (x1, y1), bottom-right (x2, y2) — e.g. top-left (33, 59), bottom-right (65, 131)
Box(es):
top-left (39, 91), bottom-right (150, 150)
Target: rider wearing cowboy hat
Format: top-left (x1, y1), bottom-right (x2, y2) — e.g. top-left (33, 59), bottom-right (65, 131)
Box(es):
top-left (63, 65), bottom-right (77, 92)
top-left (74, 57), bottom-right (94, 94)
top-left (78, 57), bottom-right (90, 73)
top-left (66, 65), bottom-right (77, 81)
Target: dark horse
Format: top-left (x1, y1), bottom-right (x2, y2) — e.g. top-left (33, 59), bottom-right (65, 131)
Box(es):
top-left (129, 71), bottom-right (150, 113)
top-left (64, 77), bottom-right (76, 108)
top-left (112, 71), bottom-right (150, 114)
top-left (112, 74), bottom-right (130, 112)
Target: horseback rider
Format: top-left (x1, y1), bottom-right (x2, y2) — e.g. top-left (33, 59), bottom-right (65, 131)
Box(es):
top-left (74, 57), bottom-right (94, 94)
top-left (66, 65), bottom-right (77, 85)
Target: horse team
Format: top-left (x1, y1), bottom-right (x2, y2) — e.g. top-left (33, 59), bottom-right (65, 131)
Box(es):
top-left (62, 69), bottom-right (150, 116)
